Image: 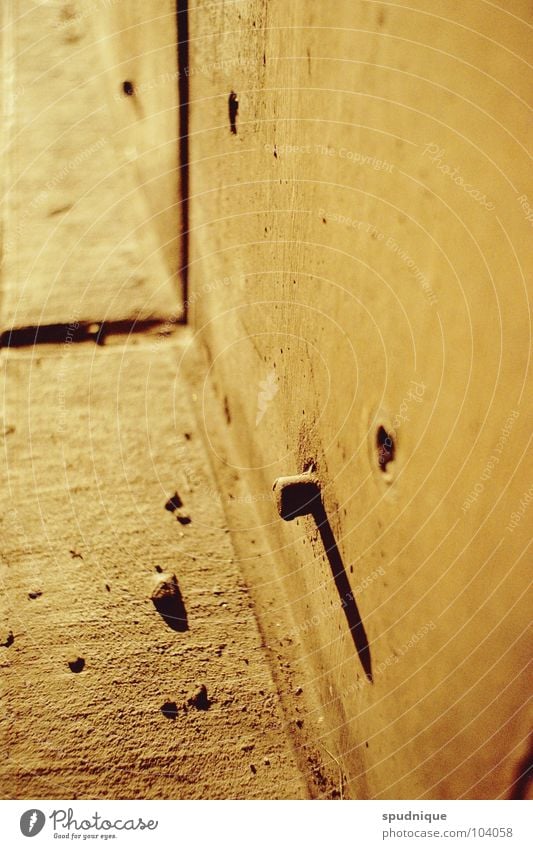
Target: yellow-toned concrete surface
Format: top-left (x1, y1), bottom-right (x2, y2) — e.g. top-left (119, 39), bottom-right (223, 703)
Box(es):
top-left (0, 334), bottom-right (307, 799)
top-left (187, 0), bottom-right (532, 798)
top-left (1, 1), bottom-right (181, 329)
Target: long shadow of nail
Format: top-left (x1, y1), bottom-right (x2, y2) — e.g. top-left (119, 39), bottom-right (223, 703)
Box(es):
top-left (313, 503), bottom-right (373, 682)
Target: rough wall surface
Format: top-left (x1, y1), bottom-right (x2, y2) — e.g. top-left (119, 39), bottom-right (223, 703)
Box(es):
top-left (1, 0), bottom-right (181, 329)
top-left (187, 0), bottom-right (532, 798)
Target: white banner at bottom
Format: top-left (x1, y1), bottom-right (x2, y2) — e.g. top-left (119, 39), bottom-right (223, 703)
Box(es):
top-left (1, 799), bottom-right (530, 849)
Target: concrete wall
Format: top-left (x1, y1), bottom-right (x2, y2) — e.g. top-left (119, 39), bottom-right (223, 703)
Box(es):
top-left (1, 0), bottom-right (181, 329)
top-left (187, 0), bottom-right (532, 798)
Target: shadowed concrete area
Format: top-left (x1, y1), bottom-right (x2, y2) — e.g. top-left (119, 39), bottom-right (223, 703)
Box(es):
top-left (0, 330), bottom-right (307, 799)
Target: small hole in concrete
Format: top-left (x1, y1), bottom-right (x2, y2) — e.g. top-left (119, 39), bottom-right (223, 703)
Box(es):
top-left (161, 701), bottom-right (178, 720)
top-left (68, 657), bottom-right (85, 674)
top-left (377, 426), bottom-right (395, 471)
top-left (122, 80), bottom-right (135, 96)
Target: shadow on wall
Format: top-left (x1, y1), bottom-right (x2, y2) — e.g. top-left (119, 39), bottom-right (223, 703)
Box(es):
top-left (315, 503), bottom-right (373, 683)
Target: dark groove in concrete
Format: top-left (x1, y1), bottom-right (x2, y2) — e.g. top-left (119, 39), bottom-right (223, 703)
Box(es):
top-left (1, 319), bottom-right (185, 349)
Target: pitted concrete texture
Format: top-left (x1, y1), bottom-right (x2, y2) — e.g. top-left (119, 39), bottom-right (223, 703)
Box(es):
top-left (0, 333), bottom-right (307, 799)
